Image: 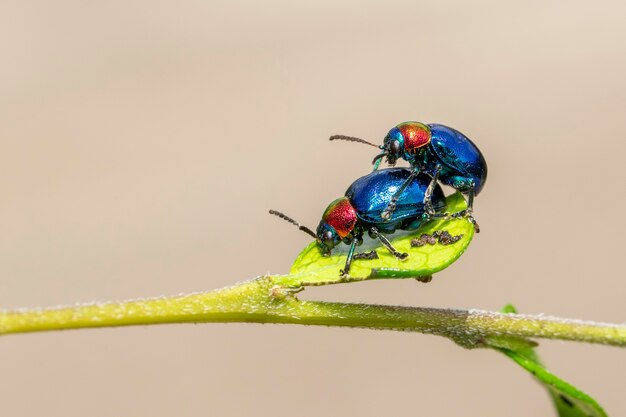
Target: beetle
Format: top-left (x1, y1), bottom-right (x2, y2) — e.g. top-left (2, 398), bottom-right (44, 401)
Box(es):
top-left (330, 122), bottom-right (487, 232)
top-left (270, 167), bottom-right (446, 276)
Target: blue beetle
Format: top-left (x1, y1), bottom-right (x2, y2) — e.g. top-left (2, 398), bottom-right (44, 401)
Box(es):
top-left (330, 122), bottom-right (487, 232)
top-left (270, 167), bottom-right (446, 276)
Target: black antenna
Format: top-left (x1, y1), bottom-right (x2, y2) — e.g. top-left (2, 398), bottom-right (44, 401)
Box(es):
top-left (269, 210), bottom-right (317, 239)
top-left (329, 135), bottom-right (380, 148)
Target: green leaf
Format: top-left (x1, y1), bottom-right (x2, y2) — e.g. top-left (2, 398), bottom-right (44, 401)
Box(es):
top-left (272, 192), bottom-right (475, 287)
top-left (494, 305), bottom-right (608, 417)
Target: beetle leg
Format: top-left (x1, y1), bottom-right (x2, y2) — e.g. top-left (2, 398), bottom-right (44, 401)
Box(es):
top-left (381, 167), bottom-right (422, 221)
top-left (421, 165), bottom-right (446, 222)
top-left (423, 165), bottom-right (442, 215)
top-left (467, 185), bottom-right (475, 211)
top-left (425, 183), bottom-right (480, 233)
top-left (467, 214), bottom-right (480, 233)
top-left (339, 237), bottom-right (359, 278)
top-left (370, 227), bottom-right (408, 260)
top-left (461, 187), bottom-right (480, 233)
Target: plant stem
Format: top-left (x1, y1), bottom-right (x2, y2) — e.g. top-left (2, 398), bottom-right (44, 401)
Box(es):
top-left (0, 276), bottom-right (624, 348)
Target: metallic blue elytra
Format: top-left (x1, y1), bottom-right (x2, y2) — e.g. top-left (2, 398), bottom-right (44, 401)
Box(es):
top-left (424, 124), bottom-right (487, 195)
top-left (346, 167), bottom-right (446, 234)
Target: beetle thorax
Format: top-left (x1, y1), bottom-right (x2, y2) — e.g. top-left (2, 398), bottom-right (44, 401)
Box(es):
top-left (397, 121), bottom-right (431, 155)
top-left (322, 197), bottom-right (357, 238)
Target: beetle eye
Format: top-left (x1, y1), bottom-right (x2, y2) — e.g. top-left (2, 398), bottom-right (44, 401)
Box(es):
top-left (390, 140), bottom-right (401, 155)
top-left (323, 230), bottom-right (333, 243)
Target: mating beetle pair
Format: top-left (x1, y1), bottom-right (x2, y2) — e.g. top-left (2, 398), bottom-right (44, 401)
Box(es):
top-left (271, 121), bottom-right (487, 277)
top-left (331, 122), bottom-right (487, 231)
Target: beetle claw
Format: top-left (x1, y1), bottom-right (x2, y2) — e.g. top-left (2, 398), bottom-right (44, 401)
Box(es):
top-left (468, 215), bottom-right (480, 233)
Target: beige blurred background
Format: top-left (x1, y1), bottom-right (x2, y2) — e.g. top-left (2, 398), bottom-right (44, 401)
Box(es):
top-left (1, 1), bottom-right (625, 416)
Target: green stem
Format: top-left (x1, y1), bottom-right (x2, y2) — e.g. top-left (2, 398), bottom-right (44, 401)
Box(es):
top-left (1, 276), bottom-right (624, 348)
